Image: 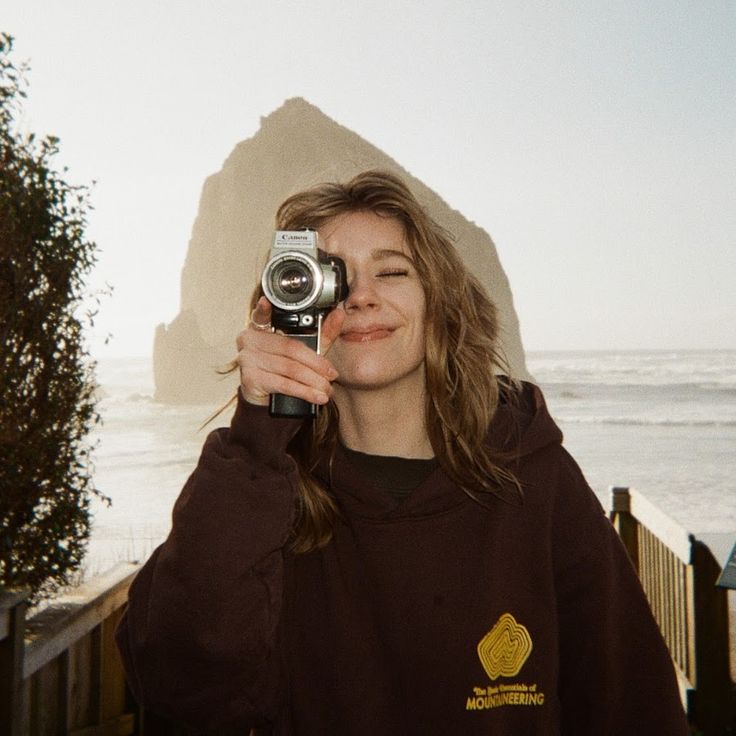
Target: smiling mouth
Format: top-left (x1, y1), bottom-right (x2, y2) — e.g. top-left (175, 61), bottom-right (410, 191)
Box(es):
top-left (340, 328), bottom-right (395, 343)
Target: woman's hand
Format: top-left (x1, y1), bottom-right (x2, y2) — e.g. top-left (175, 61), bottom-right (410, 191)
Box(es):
top-left (236, 297), bottom-right (345, 406)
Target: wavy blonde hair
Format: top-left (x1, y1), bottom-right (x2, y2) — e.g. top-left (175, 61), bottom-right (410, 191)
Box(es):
top-left (245, 170), bottom-right (520, 552)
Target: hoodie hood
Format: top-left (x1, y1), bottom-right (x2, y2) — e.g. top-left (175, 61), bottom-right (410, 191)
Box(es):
top-left (489, 379), bottom-right (564, 459)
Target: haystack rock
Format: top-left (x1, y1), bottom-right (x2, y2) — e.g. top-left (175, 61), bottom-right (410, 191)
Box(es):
top-left (154, 98), bottom-right (530, 403)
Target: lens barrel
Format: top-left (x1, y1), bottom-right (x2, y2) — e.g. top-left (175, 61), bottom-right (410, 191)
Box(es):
top-left (262, 251), bottom-right (323, 311)
top-left (270, 262), bottom-right (313, 303)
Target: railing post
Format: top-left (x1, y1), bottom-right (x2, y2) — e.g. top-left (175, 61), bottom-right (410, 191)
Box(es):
top-left (0, 589), bottom-right (29, 736)
top-left (610, 487), bottom-right (639, 572)
top-left (688, 539), bottom-right (736, 734)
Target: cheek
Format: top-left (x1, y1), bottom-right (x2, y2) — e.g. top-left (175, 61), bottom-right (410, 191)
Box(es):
top-left (413, 331), bottom-right (427, 363)
top-left (404, 313), bottom-right (427, 366)
top-left (401, 284), bottom-right (426, 321)
top-left (412, 300), bottom-right (428, 346)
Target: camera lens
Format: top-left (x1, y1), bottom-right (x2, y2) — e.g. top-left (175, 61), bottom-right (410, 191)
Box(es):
top-left (269, 259), bottom-right (314, 304)
top-left (278, 268), bottom-right (311, 295)
top-left (262, 249), bottom-right (325, 311)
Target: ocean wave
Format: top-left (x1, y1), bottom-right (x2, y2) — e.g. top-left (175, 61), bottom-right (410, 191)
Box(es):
top-left (560, 416), bottom-right (736, 428)
top-left (528, 353), bottom-right (736, 390)
top-left (541, 381), bottom-right (736, 395)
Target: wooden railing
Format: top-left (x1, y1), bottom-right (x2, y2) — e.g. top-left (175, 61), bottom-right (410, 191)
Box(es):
top-left (610, 486), bottom-right (736, 735)
top-left (0, 563), bottom-right (141, 735)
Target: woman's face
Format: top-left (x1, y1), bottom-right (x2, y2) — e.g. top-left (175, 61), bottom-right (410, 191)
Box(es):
top-left (319, 210), bottom-right (427, 398)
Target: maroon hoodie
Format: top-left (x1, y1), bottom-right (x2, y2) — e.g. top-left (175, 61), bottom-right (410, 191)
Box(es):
top-left (116, 382), bottom-right (689, 734)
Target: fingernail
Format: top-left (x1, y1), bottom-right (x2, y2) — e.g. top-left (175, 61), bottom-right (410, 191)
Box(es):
top-left (327, 367), bottom-right (339, 380)
top-left (316, 391), bottom-right (329, 404)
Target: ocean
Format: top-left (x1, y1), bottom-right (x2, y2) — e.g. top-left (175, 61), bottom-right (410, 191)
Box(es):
top-left (85, 350), bottom-right (736, 576)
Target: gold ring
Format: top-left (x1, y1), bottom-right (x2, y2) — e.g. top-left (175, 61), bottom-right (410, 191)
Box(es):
top-left (250, 320), bottom-right (272, 332)
top-left (249, 307), bottom-right (273, 332)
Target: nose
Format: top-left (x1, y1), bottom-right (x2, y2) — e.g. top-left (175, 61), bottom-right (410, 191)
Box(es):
top-left (342, 272), bottom-right (379, 311)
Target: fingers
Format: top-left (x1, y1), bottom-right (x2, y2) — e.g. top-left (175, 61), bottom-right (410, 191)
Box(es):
top-left (236, 321), bottom-right (338, 407)
top-left (319, 307), bottom-right (346, 356)
top-left (249, 296), bottom-right (272, 330)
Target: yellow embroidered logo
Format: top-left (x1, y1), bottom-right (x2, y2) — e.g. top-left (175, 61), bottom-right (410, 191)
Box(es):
top-left (465, 614), bottom-right (544, 712)
top-left (477, 612), bottom-right (533, 680)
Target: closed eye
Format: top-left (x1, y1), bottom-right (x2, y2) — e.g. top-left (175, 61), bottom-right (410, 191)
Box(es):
top-left (377, 269), bottom-right (409, 278)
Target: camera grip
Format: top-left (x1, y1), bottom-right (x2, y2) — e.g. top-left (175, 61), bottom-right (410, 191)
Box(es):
top-left (269, 331), bottom-right (320, 418)
top-left (269, 393), bottom-right (316, 418)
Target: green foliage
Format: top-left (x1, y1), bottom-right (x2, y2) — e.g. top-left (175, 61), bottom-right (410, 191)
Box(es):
top-left (0, 33), bottom-right (108, 602)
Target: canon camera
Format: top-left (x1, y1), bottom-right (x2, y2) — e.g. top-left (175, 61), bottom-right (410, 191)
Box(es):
top-left (261, 229), bottom-right (348, 417)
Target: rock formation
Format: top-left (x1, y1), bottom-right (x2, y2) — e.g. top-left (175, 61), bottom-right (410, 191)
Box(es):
top-left (154, 98), bottom-right (529, 403)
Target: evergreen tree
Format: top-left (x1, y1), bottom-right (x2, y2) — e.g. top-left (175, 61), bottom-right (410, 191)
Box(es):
top-left (0, 33), bottom-right (108, 601)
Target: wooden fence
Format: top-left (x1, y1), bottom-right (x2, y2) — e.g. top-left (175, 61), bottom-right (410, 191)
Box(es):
top-left (0, 563), bottom-right (140, 735)
top-left (610, 486), bottom-right (736, 735)
top-left (1, 490), bottom-right (735, 734)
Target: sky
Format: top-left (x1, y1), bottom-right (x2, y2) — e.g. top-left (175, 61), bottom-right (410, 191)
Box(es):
top-left (3, 1), bottom-right (735, 356)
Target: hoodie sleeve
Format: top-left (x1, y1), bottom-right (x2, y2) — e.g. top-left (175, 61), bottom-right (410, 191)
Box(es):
top-left (115, 394), bottom-right (303, 733)
top-left (551, 449), bottom-right (689, 735)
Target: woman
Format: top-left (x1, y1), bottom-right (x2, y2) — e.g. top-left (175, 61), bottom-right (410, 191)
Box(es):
top-left (116, 170), bottom-right (688, 734)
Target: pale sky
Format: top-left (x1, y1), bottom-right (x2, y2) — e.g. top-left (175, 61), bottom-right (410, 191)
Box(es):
top-left (4, 1), bottom-right (735, 356)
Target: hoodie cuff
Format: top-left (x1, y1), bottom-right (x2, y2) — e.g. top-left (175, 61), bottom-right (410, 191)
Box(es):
top-left (228, 391), bottom-right (305, 463)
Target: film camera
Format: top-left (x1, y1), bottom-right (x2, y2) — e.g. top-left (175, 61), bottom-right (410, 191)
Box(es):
top-left (261, 229), bottom-right (348, 417)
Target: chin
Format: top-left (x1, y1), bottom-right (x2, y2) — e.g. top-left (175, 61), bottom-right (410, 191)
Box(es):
top-left (334, 360), bottom-right (426, 394)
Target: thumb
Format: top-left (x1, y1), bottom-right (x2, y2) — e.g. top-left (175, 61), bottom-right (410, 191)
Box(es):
top-left (320, 307), bottom-right (345, 355)
top-left (250, 296), bottom-right (273, 328)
